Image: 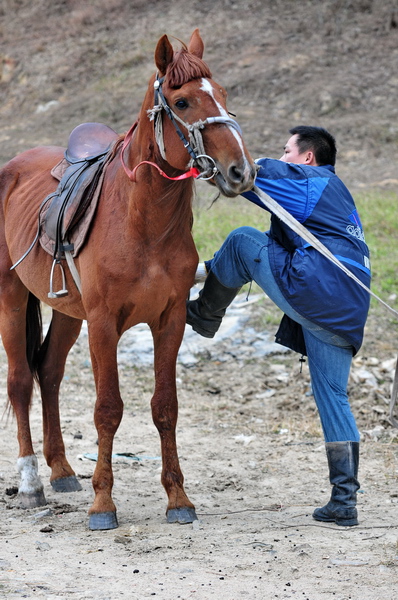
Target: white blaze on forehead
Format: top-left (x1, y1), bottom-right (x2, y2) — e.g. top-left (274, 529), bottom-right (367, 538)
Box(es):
top-left (200, 78), bottom-right (229, 118)
top-left (200, 78), bottom-right (251, 177)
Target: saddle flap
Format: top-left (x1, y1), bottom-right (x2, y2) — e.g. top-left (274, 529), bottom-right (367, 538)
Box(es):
top-left (51, 158), bottom-right (69, 182)
top-left (44, 159), bottom-right (102, 243)
top-left (65, 122), bottom-right (119, 162)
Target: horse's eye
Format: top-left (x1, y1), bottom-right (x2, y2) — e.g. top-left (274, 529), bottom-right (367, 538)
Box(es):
top-left (175, 99), bottom-right (188, 110)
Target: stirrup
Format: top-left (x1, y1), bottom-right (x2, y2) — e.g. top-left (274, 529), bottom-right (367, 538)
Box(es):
top-left (48, 260), bottom-right (68, 298)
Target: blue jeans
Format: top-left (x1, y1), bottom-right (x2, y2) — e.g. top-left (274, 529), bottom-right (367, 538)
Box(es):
top-left (205, 226), bottom-right (360, 443)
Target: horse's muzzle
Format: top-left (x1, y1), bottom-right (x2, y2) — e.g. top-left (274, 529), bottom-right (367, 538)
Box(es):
top-left (213, 162), bottom-right (258, 198)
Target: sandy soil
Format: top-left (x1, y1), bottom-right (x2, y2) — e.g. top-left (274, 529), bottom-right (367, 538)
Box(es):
top-left (1, 298), bottom-right (397, 600)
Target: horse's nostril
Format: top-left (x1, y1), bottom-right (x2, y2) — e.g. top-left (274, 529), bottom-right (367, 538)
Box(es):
top-left (228, 164), bottom-right (244, 183)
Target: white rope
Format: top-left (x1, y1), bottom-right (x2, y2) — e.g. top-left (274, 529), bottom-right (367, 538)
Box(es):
top-left (147, 105), bottom-right (166, 160)
top-left (252, 185), bottom-right (398, 428)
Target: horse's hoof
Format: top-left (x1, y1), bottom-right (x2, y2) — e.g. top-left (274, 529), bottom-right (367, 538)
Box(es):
top-left (167, 507), bottom-right (198, 524)
top-left (51, 476), bottom-right (82, 493)
top-left (18, 490), bottom-right (47, 509)
top-left (89, 511), bottom-right (118, 530)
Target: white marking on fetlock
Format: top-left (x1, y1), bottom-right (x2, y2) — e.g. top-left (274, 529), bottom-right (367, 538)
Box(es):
top-left (17, 455), bottom-right (44, 495)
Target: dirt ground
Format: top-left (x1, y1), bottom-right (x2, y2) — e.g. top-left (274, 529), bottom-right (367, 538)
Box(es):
top-left (0, 299), bottom-right (397, 600)
top-left (1, 1), bottom-right (398, 599)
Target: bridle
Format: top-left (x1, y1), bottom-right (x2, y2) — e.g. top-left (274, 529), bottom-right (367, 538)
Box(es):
top-left (121, 74), bottom-right (243, 183)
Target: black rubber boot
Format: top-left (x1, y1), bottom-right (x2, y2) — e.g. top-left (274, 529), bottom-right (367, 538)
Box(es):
top-left (186, 271), bottom-right (241, 338)
top-left (313, 441), bottom-right (360, 526)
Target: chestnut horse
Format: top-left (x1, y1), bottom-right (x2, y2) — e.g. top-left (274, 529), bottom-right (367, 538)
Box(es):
top-left (0, 29), bottom-right (255, 530)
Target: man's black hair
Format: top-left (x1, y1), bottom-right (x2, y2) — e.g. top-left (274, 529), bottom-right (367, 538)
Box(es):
top-left (289, 126), bottom-right (337, 166)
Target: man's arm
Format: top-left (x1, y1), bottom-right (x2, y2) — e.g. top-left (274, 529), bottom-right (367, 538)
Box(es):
top-left (242, 158), bottom-right (329, 223)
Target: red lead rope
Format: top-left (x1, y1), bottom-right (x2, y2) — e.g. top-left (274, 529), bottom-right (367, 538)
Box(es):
top-left (120, 121), bottom-right (200, 182)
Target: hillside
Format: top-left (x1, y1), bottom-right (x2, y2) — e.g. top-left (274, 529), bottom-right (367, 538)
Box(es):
top-left (1, 0), bottom-right (397, 189)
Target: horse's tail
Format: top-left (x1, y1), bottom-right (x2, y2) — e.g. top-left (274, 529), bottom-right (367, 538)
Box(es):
top-left (26, 292), bottom-right (50, 381)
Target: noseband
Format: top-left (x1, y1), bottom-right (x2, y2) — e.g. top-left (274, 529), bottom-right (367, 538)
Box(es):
top-left (121, 74), bottom-right (243, 183)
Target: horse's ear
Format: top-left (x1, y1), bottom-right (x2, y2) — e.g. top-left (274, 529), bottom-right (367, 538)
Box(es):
top-left (188, 28), bottom-right (204, 59)
top-left (155, 34), bottom-right (174, 76)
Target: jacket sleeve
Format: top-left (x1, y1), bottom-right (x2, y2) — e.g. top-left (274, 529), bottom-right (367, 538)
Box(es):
top-left (242, 158), bottom-right (326, 223)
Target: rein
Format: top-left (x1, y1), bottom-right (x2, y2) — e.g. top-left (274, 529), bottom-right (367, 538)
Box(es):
top-left (120, 121), bottom-right (200, 182)
top-left (120, 74), bottom-right (242, 184)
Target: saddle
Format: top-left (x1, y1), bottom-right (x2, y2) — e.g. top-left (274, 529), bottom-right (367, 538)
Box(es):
top-left (39, 122), bottom-right (119, 296)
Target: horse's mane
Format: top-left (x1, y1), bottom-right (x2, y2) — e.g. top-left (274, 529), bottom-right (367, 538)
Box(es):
top-left (165, 46), bottom-right (212, 88)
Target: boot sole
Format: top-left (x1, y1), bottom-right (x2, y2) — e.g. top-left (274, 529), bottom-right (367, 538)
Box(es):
top-left (313, 514), bottom-right (358, 527)
top-left (335, 518), bottom-right (358, 527)
top-left (186, 318), bottom-right (216, 338)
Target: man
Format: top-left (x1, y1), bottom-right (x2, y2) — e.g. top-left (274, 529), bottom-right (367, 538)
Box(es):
top-left (187, 126), bottom-right (371, 526)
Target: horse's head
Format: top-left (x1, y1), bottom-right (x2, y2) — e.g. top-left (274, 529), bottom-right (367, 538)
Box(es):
top-left (146, 29), bottom-right (257, 197)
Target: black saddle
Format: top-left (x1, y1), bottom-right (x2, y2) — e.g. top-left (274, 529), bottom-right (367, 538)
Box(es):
top-left (43, 123), bottom-right (119, 259)
top-left (65, 122), bottom-right (120, 162)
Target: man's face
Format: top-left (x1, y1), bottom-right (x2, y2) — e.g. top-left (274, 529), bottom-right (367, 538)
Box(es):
top-left (280, 134), bottom-right (310, 164)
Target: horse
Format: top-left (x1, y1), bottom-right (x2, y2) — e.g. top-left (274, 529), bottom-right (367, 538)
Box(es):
top-left (0, 29), bottom-right (256, 530)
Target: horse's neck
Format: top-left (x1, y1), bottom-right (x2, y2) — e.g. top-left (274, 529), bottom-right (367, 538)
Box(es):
top-left (117, 142), bottom-right (194, 240)
top-left (114, 94), bottom-right (194, 237)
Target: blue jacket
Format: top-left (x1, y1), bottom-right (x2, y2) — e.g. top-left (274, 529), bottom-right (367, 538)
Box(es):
top-left (242, 158), bottom-right (371, 355)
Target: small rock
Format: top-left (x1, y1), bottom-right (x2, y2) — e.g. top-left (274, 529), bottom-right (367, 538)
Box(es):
top-left (192, 519), bottom-right (203, 531)
top-left (31, 508), bottom-right (53, 520)
top-left (234, 434), bottom-right (256, 446)
top-left (35, 541), bottom-right (51, 551)
top-left (114, 535), bottom-right (131, 545)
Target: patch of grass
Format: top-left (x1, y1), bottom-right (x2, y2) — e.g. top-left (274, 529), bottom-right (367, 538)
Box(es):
top-left (192, 183), bottom-right (270, 260)
top-left (355, 189), bottom-right (398, 304)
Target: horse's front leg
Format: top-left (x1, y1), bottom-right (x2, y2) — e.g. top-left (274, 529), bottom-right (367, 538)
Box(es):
top-left (38, 311), bottom-right (83, 493)
top-left (86, 322), bottom-right (123, 530)
top-left (151, 307), bottom-right (197, 524)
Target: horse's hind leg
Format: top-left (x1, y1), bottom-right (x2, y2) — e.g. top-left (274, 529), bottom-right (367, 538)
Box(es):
top-left (38, 310), bottom-right (83, 493)
top-left (151, 309), bottom-right (197, 524)
top-left (0, 281), bottom-right (45, 508)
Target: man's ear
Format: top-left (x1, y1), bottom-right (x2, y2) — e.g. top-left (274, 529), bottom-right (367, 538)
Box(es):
top-left (305, 151), bottom-right (317, 166)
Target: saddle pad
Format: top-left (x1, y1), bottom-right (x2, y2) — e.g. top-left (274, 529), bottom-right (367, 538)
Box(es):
top-left (51, 158), bottom-right (69, 182)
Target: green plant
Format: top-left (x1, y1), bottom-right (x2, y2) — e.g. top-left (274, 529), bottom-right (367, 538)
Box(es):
top-left (192, 184), bottom-right (270, 260)
top-left (355, 189), bottom-right (398, 304)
